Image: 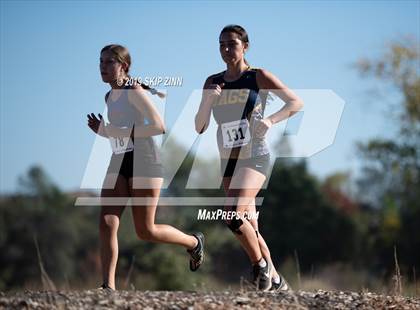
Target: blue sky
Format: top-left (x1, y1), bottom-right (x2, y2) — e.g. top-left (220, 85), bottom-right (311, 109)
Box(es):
top-left (1, 0), bottom-right (419, 193)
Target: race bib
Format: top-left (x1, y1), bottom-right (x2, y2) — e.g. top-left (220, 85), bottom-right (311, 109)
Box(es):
top-left (109, 137), bottom-right (134, 154)
top-left (221, 119), bottom-right (251, 148)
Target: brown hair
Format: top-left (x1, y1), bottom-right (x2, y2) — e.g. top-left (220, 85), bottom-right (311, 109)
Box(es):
top-left (101, 44), bottom-right (165, 98)
top-left (220, 25), bottom-right (250, 66)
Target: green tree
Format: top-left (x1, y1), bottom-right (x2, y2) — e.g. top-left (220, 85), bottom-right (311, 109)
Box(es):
top-left (261, 158), bottom-right (358, 271)
top-left (0, 166), bottom-right (98, 290)
top-left (355, 36), bottom-right (420, 275)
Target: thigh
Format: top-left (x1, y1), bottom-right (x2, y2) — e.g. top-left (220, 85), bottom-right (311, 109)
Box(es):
top-left (223, 169), bottom-right (264, 216)
top-left (129, 177), bottom-right (163, 231)
top-left (100, 173), bottom-right (129, 217)
top-left (229, 166), bottom-right (266, 190)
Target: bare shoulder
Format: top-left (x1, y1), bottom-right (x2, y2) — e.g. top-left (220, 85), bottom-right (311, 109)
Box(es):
top-left (127, 83), bottom-right (148, 98)
top-left (256, 68), bottom-right (274, 80)
top-left (126, 84), bottom-right (152, 112)
top-left (256, 68), bottom-right (285, 89)
top-left (131, 82), bottom-right (146, 92)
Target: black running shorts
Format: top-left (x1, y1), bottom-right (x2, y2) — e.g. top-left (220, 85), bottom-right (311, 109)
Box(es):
top-left (106, 151), bottom-right (164, 179)
top-left (220, 153), bottom-right (270, 178)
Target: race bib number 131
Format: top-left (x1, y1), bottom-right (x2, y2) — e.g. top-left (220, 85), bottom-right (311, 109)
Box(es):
top-left (221, 119), bottom-right (251, 148)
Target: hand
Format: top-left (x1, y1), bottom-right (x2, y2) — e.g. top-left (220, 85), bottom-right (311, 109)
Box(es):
top-left (87, 113), bottom-right (103, 134)
top-left (254, 118), bottom-right (273, 138)
top-left (204, 83), bottom-right (225, 102)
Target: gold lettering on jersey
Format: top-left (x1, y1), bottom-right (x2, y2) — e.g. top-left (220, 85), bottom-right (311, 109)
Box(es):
top-left (215, 89), bottom-right (250, 106)
top-left (228, 91), bottom-right (238, 104)
top-left (238, 89), bottom-right (249, 103)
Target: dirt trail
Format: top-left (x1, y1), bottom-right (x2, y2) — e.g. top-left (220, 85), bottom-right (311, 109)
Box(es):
top-left (1, 289), bottom-right (419, 309)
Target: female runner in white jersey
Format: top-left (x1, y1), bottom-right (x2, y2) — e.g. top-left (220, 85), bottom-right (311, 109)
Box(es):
top-left (195, 25), bottom-right (303, 291)
top-left (87, 44), bottom-right (204, 291)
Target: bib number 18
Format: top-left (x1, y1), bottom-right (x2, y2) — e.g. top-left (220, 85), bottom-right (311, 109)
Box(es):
top-left (109, 137), bottom-right (134, 154)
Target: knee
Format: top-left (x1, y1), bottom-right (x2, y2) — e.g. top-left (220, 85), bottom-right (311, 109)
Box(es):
top-left (136, 226), bottom-right (156, 241)
top-left (225, 216), bottom-right (244, 235)
top-left (223, 204), bottom-right (244, 235)
top-left (99, 214), bottom-right (120, 234)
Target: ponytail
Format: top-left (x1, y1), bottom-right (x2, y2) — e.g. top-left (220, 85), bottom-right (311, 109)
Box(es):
top-left (124, 75), bottom-right (166, 99)
top-left (140, 83), bottom-right (166, 99)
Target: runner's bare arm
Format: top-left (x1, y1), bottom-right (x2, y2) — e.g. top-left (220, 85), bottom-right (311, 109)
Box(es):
top-left (103, 86), bottom-right (166, 139)
top-left (256, 69), bottom-right (303, 125)
top-left (195, 77), bottom-right (223, 134)
top-left (127, 86), bottom-right (166, 138)
top-left (96, 118), bottom-right (109, 137)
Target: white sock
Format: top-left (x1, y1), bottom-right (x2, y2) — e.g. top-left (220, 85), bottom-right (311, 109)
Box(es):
top-left (258, 258), bottom-right (267, 268)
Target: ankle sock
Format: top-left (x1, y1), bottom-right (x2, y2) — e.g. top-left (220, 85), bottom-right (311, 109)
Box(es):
top-left (257, 258), bottom-right (267, 268)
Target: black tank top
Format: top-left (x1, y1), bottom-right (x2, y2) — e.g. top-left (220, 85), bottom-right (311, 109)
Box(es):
top-left (211, 68), bottom-right (269, 159)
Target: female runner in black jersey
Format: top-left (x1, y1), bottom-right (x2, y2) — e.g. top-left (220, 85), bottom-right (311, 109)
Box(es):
top-left (195, 25), bottom-right (303, 291)
top-left (87, 44), bottom-right (204, 291)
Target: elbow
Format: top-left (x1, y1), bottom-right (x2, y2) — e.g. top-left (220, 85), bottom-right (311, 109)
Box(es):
top-left (195, 125), bottom-right (202, 134)
top-left (195, 123), bottom-right (207, 134)
top-left (294, 100), bottom-right (304, 112)
top-left (194, 112), bottom-right (211, 134)
top-left (194, 117), bottom-right (207, 134)
top-left (298, 99), bottom-right (304, 110)
top-left (160, 124), bottom-right (166, 135)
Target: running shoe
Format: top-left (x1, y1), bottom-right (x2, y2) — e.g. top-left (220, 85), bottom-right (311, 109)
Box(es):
top-left (271, 274), bottom-right (291, 292)
top-left (187, 232), bottom-right (205, 271)
top-left (98, 283), bottom-right (114, 293)
top-left (252, 258), bottom-right (272, 291)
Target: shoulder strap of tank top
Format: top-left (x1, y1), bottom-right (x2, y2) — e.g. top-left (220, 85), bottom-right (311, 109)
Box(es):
top-left (246, 67), bottom-right (268, 112)
top-left (105, 91), bottom-right (110, 103)
top-left (210, 71), bottom-right (225, 84)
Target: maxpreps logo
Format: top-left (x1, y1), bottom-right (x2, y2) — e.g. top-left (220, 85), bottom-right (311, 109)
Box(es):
top-left (197, 209), bottom-right (259, 221)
